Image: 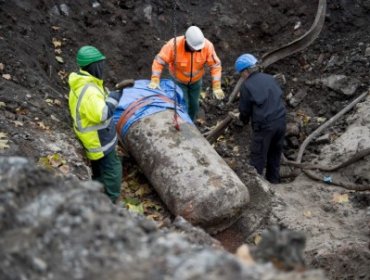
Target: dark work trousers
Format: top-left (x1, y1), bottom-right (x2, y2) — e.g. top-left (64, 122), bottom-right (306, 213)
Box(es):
top-left (91, 149), bottom-right (122, 203)
top-left (249, 117), bottom-right (286, 184)
top-left (177, 79), bottom-right (202, 121)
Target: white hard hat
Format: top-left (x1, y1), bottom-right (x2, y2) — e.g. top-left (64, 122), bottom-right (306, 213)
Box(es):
top-left (185, 26), bottom-right (205, 51)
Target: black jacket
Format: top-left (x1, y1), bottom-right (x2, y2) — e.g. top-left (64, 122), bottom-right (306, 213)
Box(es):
top-left (239, 72), bottom-right (285, 129)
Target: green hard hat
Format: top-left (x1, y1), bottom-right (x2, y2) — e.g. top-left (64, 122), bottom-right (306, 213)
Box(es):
top-left (76, 45), bottom-right (106, 67)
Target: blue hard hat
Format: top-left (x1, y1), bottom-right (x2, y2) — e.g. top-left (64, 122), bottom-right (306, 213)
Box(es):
top-left (235, 53), bottom-right (258, 73)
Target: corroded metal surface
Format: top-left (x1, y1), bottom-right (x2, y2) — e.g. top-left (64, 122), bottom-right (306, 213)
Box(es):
top-left (125, 110), bottom-right (250, 233)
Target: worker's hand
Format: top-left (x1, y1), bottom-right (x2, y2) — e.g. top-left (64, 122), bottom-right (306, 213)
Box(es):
top-left (213, 88), bottom-right (225, 100)
top-left (212, 81), bottom-right (225, 100)
top-left (148, 77), bottom-right (160, 89)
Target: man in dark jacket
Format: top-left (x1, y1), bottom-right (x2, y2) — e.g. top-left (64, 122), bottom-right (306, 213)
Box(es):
top-left (234, 53), bottom-right (286, 184)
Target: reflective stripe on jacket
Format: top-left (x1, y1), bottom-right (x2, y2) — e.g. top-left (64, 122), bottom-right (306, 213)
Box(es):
top-left (151, 36), bottom-right (222, 85)
top-left (68, 70), bottom-right (117, 160)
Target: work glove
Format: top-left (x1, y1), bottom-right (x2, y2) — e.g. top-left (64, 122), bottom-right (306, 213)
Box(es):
top-left (212, 81), bottom-right (225, 100)
top-left (148, 77), bottom-right (160, 89)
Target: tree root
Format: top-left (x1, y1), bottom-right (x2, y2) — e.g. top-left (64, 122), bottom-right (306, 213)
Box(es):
top-left (205, 114), bottom-right (234, 143)
top-left (281, 148), bottom-right (370, 191)
top-left (302, 170), bottom-right (370, 192)
top-left (283, 148), bottom-right (370, 172)
top-left (295, 90), bottom-right (369, 163)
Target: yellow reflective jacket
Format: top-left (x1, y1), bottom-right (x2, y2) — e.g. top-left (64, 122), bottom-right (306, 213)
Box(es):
top-left (68, 70), bottom-right (118, 160)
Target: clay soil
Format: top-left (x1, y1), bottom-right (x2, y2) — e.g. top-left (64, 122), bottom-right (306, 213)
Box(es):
top-left (0, 0), bottom-right (369, 279)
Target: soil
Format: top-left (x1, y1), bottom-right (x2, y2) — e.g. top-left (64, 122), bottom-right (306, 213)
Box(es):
top-left (0, 0), bottom-right (369, 279)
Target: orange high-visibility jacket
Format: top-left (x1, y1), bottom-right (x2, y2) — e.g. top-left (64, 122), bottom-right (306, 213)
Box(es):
top-left (151, 36), bottom-right (222, 85)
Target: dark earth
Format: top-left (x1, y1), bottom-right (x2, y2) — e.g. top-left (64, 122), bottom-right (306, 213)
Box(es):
top-left (0, 0), bottom-right (370, 279)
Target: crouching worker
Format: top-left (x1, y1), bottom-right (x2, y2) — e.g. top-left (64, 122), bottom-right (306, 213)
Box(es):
top-left (68, 45), bottom-right (123, 203)
top-left (235, 53), bottom-right (286, 184)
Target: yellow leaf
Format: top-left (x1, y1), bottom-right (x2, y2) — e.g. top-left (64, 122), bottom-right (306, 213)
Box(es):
top-left (52, 38), bottom-right (62, 48)
top-left (303, 116), bottom-right (311, 125)
top-left (2, 74), bottom-right (11, 80)
top-left (128, 180), bottom-right (141, 191)
top-left (0, 63), bottom-right (4, 71)
top-left (303, 210), bottom-right (312, 218)
top-left (38, 157), bottom-right (52, 169)
top-left (53, 99), bottom-right (62, 106)
top-left (216, 135), bottom-right (225, 142)
top-left (200, 90), bottom-right (207, 99)
top-left (0, 140), bottom-right (9, 150)
top-left (54, 48), bottom-right (62, 55)
top-left (0, 101), bottom-right (6, 108)
top-left (122, 181), bottom-right (129, 189)
top-left (146, 213), bottom-right (161, 221)
top-left (254, 234), bottom-right (262, 245)
top-left (47, 153), bottom-right (65, 168)
top-left (51, 26), bottom-right (61, 31)
top-left (13, 120), bottom-right (23, 127)
top-left (58, 164), bottom-right (70, 175)
top-left (236, 244), bottom-right (255, 266)
top-left (55, 56), bottom-right (64, 64)
top-left (45, 99), bottom-right (54, 104)
top-left (37, 121), bottom-right (49, 130)
top-left (57, 70), bottom-right (68, 80)
top-left (332, 193), bottom-right (349, 204)
top-left (127, 203), bottom-right (144, 214)
top-left (127, 169), bottom-right (139, 179)
top-left (135, 184), bottom-right (152, 197)
top-left (316, 117), bottom-right (327, 124)
top-left (143, 200), bottom-right (162, 211)
top-left (51, 115), bottom-right (60, 122)
top-left (0, 132), bottom-right (9, 150)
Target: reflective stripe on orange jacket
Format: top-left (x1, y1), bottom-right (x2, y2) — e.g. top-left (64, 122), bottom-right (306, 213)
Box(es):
top-left (151, 36), bottom-right (222, 85)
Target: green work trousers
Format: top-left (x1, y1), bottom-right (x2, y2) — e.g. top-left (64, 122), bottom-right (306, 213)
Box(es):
top-left (177, 79), bottom-right (202, 121)
top-left (91, 149), bottom-right (122, 203)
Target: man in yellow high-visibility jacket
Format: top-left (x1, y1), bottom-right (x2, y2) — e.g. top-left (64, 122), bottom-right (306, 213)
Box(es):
top-left (68, 45), bottom-right (122, 203)
top-left (149, 26), bottom-right (225, 121)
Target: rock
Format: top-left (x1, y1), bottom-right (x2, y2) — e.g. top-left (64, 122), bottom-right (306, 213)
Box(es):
top-left (143, 5), bottom-right (153, 22)
top-left (91, 0), bottom-right (101, 9)
top-left (288, 88), bottom-right (307, 107)
top-left (287, 136), bottom-right (300, 149)
top-left (320, 75), bottom-right (361, 96)
top-left (59, 4), bottom-right (70, 16)
top-left (0, 157), bottom-right (326, 280)
top-left (273, 73), bottom-right (286, 87)
top-left (362, 0), bottom-right (370, 10)
top-left (365, 46), bottom-right (370, 57)
top-left (314, 133), bottom-right (331, 144)
top-left (32, 257), bottom-right (48, 272)
top-left (286, 122), bottom-right (300, 137)
top-left (252, 226), bottom-right (306, 271)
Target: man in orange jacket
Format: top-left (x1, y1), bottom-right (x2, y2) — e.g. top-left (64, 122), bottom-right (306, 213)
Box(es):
top-left (149, 26), bottom-right (225, 121)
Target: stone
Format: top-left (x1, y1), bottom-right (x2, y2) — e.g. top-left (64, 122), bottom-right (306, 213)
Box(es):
top-left (365, 47), bottom-right (370, 57)
top-left (0, 157), bottom-right (326, 280)
top-left (320, 75), bottom-right (361, 96)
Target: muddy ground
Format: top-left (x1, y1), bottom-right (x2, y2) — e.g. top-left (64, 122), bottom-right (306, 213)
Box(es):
top-left (0, 0), bottom-right (369, 279)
